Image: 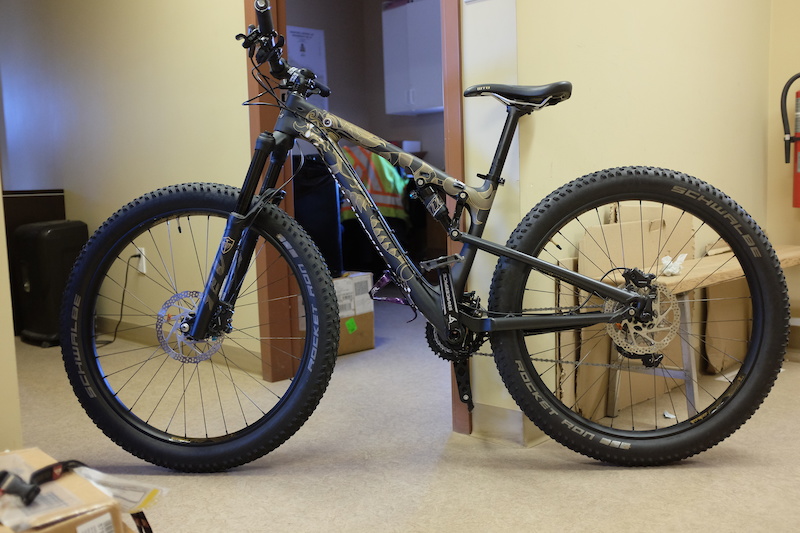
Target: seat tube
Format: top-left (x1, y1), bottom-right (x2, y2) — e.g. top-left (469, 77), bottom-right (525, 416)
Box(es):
top-left (486, 106), bottom-right (527, 183)
top-left (451, 107), bottom-right (527, 294)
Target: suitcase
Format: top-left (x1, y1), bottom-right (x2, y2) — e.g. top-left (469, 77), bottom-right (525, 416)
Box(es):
top-left (13, 220), bottom-right (88, 346)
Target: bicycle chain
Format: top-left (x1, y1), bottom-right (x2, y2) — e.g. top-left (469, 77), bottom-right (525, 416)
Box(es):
top-left (518, 304), bottom-right (605, 313)
top-left (470, 348), bottom-right (624, 368)
top-left (470, 302), bottom-right (635, 370)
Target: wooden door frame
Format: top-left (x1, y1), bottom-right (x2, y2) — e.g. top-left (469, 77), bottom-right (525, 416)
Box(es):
top-left (441, 1), bottom-right (471, 435)
top-left (242, 0), bottom-right (471, 433)
top-left (243, 0), bottom-right (297, 383)
top-left (244, 0), bottom-right (288, 155)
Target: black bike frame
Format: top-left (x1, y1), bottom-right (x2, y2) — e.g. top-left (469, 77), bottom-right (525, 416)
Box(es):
top-left (190, 90), bottom-right (641, 341)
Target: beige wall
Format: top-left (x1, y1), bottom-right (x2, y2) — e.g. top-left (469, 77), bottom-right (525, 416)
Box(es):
top-left (0, 1), bottom-right (251, 447)
top-left (767, 0), bottom-right (800, 304)
top-left (461, 0), bottom-right (523, 416)
top-left (0, 1), bottom-right (252, 230)
top-left (515, 1), bottom-right (769, 219)
top-left (462, 0), bottom-right (778, 432)
top-left (0, 165), bottom-right (23, 450)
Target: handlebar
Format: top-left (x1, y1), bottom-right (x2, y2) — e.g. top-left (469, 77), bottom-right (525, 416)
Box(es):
top-left (252, 0), bottom-right (287, 77)
top-left (254, 0), bottom-right (275, 37)
top-left (243, 0), bottom-right (330, 99)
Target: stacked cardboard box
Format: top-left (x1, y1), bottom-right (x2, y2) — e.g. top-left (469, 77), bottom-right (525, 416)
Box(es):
top-left (575, 205), bottom-right (696, 419)
top-left (333, 272), bottom-right (375, 355)
top-left (298, 271), bottom-right (375, 356)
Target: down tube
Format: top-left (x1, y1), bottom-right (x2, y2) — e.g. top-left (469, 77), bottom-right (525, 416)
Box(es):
top-left (316, 113), bottom-right (495, 296)
top-left (316, 139), bottom-right (445, 330)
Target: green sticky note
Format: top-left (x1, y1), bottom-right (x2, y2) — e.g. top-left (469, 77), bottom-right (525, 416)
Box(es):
top-left (345, 317), bottom-right (358, 334)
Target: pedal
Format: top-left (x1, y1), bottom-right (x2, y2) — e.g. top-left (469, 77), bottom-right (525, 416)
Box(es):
top-left (419, 254), bottom-right (463, 273)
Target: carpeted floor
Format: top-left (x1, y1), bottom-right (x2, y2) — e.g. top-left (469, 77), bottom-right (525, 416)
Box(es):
top-left (14, 301), bottom-right (800, 532)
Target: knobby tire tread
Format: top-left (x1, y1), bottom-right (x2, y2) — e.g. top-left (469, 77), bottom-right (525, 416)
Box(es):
top-left (488, 166), bottom-right (788, 465)
top-left (60, 183), bottom-right (339, 472)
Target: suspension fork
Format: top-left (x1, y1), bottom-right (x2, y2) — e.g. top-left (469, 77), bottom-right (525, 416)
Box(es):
top-left (187, 131), bottom-right (293, 340)
top-left (221, 131), bottom-right (294, 304)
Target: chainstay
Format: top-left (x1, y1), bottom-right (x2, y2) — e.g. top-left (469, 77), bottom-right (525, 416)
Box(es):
top-left (472, 350), bottom-right (646, 370)
top-left (472, 305), bottom-right (612, 366)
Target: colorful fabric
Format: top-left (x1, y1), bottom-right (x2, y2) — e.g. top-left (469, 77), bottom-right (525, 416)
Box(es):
top-left (341, 146), bottom-right (409, 223)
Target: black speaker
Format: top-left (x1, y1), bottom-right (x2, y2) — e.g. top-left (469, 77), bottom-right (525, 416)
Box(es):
top-left (13, 220), bottom-right (88, 346)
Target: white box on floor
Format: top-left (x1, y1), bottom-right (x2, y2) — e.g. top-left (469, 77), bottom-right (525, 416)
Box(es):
top-left (334, 272), bottom-right (374, 355)
top-left (298, 272), bottom-right (375, 355)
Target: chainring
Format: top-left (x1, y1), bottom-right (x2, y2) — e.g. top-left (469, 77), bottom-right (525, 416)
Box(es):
top-left (425, 322), bottom-right (485, 362)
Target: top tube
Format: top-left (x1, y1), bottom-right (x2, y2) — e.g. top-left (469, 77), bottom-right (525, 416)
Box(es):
top-left (275, 93), bottom-right (500, 231)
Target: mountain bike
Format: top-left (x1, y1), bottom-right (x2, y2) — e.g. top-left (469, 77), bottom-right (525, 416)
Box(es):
top-left (60, 0), bottom-right (789, 472)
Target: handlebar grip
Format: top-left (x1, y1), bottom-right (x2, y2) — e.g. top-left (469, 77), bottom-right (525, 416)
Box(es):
top-left (315, 80), bottom-right (332, 98)
top-left (254, 0), bottom-right (275, 36)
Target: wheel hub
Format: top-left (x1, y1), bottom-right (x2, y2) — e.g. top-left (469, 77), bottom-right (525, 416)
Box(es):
top-left (156, 291), bottom-right (222, 363)
top-left (604, 280), bottom-right (680, 357)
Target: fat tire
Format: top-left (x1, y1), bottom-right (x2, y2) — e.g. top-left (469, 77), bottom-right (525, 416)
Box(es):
top-left (488, 167), bottom-right (788, 465)
top-left (60, 183), bottom-right (339, 472)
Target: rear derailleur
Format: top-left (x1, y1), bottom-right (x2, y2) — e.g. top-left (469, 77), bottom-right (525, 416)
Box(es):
top-left (615, 345), bottom-right (664, 368)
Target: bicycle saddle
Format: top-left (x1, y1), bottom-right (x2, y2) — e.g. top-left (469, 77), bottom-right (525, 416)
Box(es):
top-left (464, 82), bottom-right (572, 107)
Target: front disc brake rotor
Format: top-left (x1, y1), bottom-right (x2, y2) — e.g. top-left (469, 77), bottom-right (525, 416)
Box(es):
top-left (155, 290), bottom-right (222, 363)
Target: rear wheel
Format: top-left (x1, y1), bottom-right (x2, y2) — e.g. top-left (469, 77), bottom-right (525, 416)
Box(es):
top-left (61, 183), bottom-right (339, 471)
top-left (489, 167), bottom-right (788, 465)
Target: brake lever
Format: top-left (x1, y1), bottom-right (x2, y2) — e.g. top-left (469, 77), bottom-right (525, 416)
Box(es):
top-left (254, 35), bottom-right (286, 68)
top-left (236, 25), bottom-right (261, 57)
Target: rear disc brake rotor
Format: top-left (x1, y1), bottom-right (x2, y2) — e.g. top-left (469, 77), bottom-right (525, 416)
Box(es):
top-left (604, 281), bottom-right (681, 355)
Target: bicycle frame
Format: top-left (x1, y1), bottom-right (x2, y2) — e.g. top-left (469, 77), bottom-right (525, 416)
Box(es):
top-left (190, 90), bottom-right (642, 342)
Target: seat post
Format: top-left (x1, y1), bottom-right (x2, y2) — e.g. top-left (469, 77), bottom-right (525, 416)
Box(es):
top-left (485, 105), bottom-right (530, 183)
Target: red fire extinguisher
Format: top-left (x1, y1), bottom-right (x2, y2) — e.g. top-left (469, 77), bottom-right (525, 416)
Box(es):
top-left (780, 73), bottom-right (800, 207)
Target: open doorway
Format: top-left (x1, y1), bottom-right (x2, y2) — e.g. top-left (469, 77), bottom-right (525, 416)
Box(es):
top-left (272, 0), bottom-right (470, 433)
top-left (285, 0), bottom-right (448, 277)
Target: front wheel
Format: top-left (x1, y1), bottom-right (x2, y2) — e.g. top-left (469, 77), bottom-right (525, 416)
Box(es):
top-left (489, 167), bottom-right (788, 465)
top-left (60, 183), bottom-right (339, 472)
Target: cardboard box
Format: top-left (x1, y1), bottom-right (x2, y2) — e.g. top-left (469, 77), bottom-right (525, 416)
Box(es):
top-left (334, 272), bottom-right (375, 355)
top-left (0, 448), bottom-right (133, 533)
top-left (575, 206), bottom-right (696, 418)
top-left (704, 277), bottom-right (751, 373)
top-left (299, 271), bottom-right (375, 355)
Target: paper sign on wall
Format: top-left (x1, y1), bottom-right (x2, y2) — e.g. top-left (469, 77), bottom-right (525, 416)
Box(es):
top-left (286, 25), bottom-right (329, 110)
